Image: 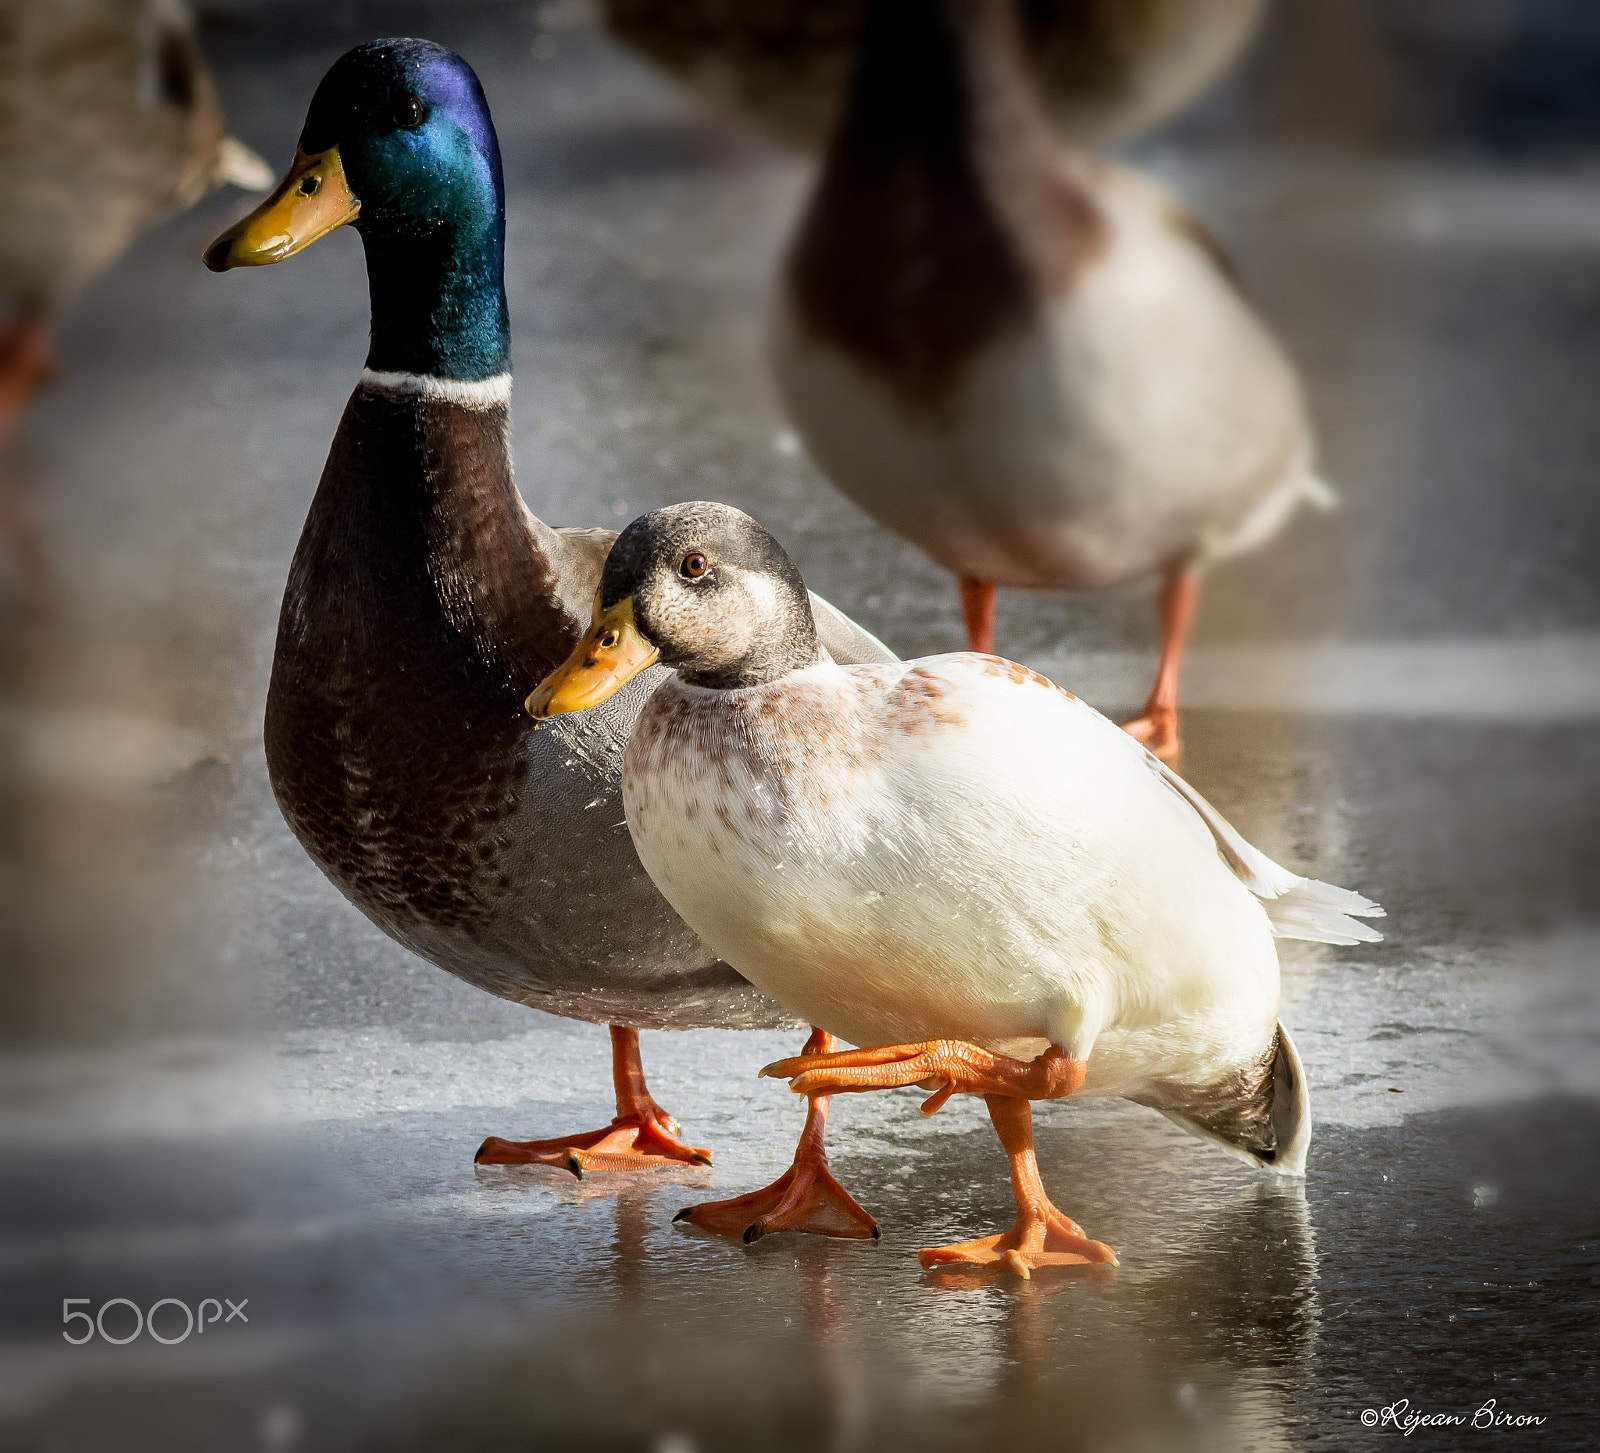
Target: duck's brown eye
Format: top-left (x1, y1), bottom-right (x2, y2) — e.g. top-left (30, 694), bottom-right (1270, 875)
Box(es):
top-left (394, 95), bottom-right (425, 130)
top-left (680, 553), bottom-right (709, 579)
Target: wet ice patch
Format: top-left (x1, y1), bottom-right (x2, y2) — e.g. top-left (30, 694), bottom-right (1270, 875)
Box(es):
top-left (1029, 635), bottom-right (1600, 722)
top-left (1282, 927), bottom-right (1600, 1127)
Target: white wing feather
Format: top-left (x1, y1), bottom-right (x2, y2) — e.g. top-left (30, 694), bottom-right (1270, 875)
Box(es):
top-left (1143, 750), bottom-right (1384, 945)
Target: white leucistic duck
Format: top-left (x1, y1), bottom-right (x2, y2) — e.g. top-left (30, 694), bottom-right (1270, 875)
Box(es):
top-left (528, 502), bottom-right (1382, 1276)
top-left (770, 0), bottom-right (1327, 761)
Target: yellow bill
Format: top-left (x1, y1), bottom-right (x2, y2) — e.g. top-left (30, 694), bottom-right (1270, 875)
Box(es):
top-left (203, 147), bottom-right (360, 271)
top-left (526, 596), bottom-right (659, 719)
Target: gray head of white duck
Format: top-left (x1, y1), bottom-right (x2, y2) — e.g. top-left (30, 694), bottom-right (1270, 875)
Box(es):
top-left (527, 502), bottom-right (830, 715)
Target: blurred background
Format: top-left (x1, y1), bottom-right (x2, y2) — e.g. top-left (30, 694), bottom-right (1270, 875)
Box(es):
top-left (1, 0), bottom-right (1598, 1448)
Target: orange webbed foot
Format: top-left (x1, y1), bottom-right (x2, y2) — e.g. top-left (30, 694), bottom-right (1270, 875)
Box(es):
top-left (475, 1026), bottom-right (710, 1175)
top-left (475, 1107), bottom-right (711, 1176)
top-left (762, 1039), bottom-right (1085, 1107)
top-left (920, 1201), bottom-right (1117, 1279)
top-left (674, 1153), bottom-right (879, 1244)
top-left (925, 1097), bottom-right (1118, 1279)
top-left (680, 1027), bottom-right (878, 1242)
top-left (1121, 706), bottom-right (1181, 764)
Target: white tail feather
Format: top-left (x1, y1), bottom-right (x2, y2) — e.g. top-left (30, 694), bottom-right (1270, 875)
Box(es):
top-left (1263, 878), bottom-right (1384, 945)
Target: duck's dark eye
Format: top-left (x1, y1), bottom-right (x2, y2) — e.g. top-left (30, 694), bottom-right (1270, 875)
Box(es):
top-left (156, 25), bottom-right (198, 112)
top-left (393, 96), bottom-right (425, 130)
top-left (680, 553), bottom-right (709, 579)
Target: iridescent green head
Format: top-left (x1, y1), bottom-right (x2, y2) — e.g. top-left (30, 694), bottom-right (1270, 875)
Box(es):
top-left (205, 39), bottom-right (509, 382)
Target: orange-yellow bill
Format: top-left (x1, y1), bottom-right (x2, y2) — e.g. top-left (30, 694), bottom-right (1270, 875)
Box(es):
top-left (203, 146), bottom-right (359, 271)
top-left (525, 595), bottom-right (658, 719)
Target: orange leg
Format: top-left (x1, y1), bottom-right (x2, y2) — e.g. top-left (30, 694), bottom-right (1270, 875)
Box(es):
top-left (476, 1025), bottom-right (711, 1176)
top-left (674, 1029), bottom-right (879, 1243)
top-left (1121, 564), bottom-right (1200, 765)
top-left (919, 1097), bottom-right (1116, 1278)
top-left (959, 576), bottom-right (996, 655)
top-left (763, 1037), bottom-right (1116, 1276)
top-left (0, 314), bottom-right (55, 444)
top-left (0, 315), bottom-right (56, 595)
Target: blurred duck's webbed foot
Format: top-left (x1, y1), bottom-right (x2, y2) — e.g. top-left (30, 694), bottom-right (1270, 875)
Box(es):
top-left (1119, 564), bottom-right (1199, 765)
top-left (1121, 705), bottom-right (1181, 763)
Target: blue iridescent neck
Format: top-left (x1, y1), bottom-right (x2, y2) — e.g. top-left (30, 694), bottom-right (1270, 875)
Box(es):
top-left (359, 204), bottom-right (508, 382)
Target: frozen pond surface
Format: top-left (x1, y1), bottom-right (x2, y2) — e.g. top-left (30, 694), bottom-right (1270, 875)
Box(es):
top-left (2, 1), bottom-right (1598, 1448)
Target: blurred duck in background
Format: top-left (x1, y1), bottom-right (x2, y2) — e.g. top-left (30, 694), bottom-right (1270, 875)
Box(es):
top-left (0, 0), bottom-right (270, 591)
top-left (527, 502), bottom-right (1381, 1276)
top-left (605, 0), bottom-right (1324, 763)
top-left (601, 0), bottom-right (1266, 151)
top-left (203, 40), bottom-right (891, 1243)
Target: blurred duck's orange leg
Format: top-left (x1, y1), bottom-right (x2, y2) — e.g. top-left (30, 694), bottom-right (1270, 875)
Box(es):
top-left (0, 315), bottom-right (56, 594)
top-left (0, 315), bottom-right (54, 443)
top-left (476, 1025), bottom-right (711, 1175)
top-left (960, 576), bottom-right (996, 654)
top-left (674, 1029), bottom-right (879, 1243)
top-left (1121, 564), bottom-right (1200, 764)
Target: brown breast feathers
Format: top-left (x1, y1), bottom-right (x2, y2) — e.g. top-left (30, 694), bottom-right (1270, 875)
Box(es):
top-left (264, 386), bottom-right (582, 933)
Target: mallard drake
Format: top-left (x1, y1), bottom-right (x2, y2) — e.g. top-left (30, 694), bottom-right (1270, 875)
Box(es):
top-left (202, 39), bottom-right (885, 1238)
top-left (768, 0), bottom-right (1325, 762)
top-left (599, 0), bottom-right (1264, 151)
top-left (528, 501), bottom-right (1382, 1275)
top-left (0, 0), bottom-right (270, 583)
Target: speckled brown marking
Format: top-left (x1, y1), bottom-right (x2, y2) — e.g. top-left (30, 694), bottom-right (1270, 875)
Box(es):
top-left (884, 665), bottom-right (970, 734)
top-left (627, 662), bottom-right (975, 847)
top-left (1130, 1030), bottom-right (1280, 1160)
top-left (785, 0), bottom-right (1108, 420)
top-left (972, 653), bottom-right (1077, 700)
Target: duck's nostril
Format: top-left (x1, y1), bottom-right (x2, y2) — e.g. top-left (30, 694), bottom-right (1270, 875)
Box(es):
top-left (297, 173), bottom-right (320, 197)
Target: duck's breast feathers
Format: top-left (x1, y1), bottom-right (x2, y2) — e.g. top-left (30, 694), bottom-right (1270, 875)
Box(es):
top-left (274, 376), bottom-right (588, 719)
top-left (784, 143), bottom-right (1109, 422)
top-left (773, 162), bottom-right (1318, 589)
top-left (262, 376), bottom-right (630, 964)
top-left (622, 654), bottom-right (1281, 1061)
